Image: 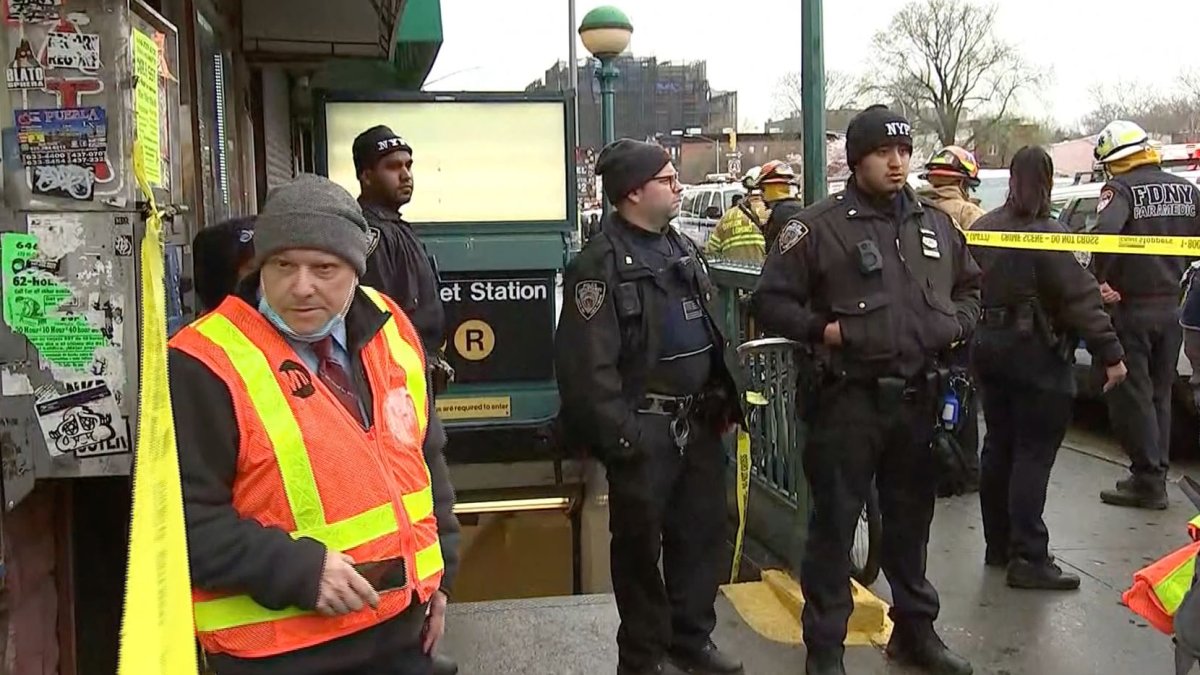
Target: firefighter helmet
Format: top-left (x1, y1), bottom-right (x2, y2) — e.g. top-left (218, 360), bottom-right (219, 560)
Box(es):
top-left (741, 166), bottom-right (762, 191)
top-left (922, 146), bottom-right (981, 187)
top-left (755, 160), bottom-right (798, 186)
top-left (1094, 120), bottom-right (1151, 164)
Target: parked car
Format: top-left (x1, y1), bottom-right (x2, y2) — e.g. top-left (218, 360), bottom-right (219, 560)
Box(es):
top-left (1052, 175), bottom-right (1200, 455)
top-left (677, 182), bottom-right (746, 247)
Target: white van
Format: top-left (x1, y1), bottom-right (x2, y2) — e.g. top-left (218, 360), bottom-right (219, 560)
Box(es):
top-left (677, 182), bottom-right (746, 247)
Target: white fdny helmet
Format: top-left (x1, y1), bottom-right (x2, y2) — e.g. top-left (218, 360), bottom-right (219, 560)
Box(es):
top-left (1094, 120), bottom-right (1151, 164)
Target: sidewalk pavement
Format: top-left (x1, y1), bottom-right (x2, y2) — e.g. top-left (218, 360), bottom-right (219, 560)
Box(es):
top-left (443, 445), bottom-right (1191, 674)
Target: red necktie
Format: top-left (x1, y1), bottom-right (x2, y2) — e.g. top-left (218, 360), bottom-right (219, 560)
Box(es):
top-left (313, 337), bottom-right (362, 423)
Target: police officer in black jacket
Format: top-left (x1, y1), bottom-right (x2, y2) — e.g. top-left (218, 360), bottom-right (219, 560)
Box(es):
top-left (351, 125), bottom-right (459, 675)
top-left (354, 126), bottom-right (451, 366)
top-left (1090, 121), bottom-right (1200, 510)
top-left (970, 146), bottom-right (1127, 591)
top-left (555, 139), bottom-right (747, 675)
top-left (752, 106), bottom-right (979, 675)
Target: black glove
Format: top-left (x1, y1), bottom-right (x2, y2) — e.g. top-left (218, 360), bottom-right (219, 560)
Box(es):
top-left (429, 355), bottom-right (455, 396)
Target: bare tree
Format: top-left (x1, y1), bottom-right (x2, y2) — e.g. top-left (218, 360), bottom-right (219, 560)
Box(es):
top-left (1081, 81), bottom-right (1154, 133)
top-left (860, 0), bottom-right (1042, 146)
top-left (1080, 77), bottom-right (1199, 139)
top-left (1181, 68), bottom-right (1200, 103)
top-left (773, 69), bottom-right (861, 119)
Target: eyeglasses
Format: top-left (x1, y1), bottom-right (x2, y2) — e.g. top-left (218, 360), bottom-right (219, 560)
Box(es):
top-left (650, 174), bottom-right (681, 188)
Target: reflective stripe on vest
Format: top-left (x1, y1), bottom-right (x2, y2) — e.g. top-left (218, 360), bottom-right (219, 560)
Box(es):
top-left (362, 287), bottom-right (445, 584)
top-left (189, 299), bottom-right (442, 633)
top-left (361, 287), bottom-right (429, 434)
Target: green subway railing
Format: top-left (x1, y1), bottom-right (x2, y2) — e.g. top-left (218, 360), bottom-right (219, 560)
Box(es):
top-left (710, 259), bottom-right (811, 575)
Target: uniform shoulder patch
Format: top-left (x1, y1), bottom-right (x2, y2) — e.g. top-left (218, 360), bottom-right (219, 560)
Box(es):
top-left (575, 280), bottom-right (606, 321)
top-left (366, 226), bottom-right (382, 256)
top-left (1097, 188), bottom-right (1115, 212)
top-left (778, 219), bottom-right (809, 253)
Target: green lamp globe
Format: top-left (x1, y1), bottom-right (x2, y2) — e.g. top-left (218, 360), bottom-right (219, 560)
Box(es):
top-left (579, 6), bottom-right (633, 58)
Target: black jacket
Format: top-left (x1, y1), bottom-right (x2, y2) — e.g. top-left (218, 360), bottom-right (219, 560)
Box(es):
top-left (752, 183), bottom-right (981, 379)
top-left (359, 198), bottom-right (446, 355)
top-left (1092, 165), bottom-right (1200, 305)
top-left (763, 197), bottom-right (804, 254)
top-left (970, 208), bottom-right (1124, 392)
top-left (554, 214), bottom-right (747, 462)
top-left (171, 280), bottom-right (460, 675)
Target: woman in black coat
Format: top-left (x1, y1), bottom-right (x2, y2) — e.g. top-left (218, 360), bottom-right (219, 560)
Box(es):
top-left (970, 146), bottom-right (1128, 590)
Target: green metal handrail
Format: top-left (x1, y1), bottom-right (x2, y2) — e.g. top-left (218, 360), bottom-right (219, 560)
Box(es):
top-left (737, 338), bottom-right (805, 507)
top-left (710, 260), bottom-right (812, 570)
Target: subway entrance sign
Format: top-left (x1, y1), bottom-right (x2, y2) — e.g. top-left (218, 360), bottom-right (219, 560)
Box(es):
top-left (316, 91), bottom-right (573, 440)
top-left (440, 273), bottom-right (556, 383)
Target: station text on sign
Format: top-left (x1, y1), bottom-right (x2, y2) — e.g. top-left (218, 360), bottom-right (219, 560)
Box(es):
top-left (439, 279), bottom-right (549, 304)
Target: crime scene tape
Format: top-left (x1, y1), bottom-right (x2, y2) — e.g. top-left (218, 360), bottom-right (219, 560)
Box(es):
top-left (731, 391), bottom-right (768, 582)
top-left (116, 140), bottom-right (200, 675)
top-left (731, 430), bottom-right (751, 583)
top-left (965, 230), bottom-right (1200, 256)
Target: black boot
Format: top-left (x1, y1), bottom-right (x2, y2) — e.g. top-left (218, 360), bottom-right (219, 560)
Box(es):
top-left (668, 641), bottom-right (743, 674)
top-left (886, 624), bottom-right (973, 675)
top-left (1006, 557), bottom-right (1081, 591)
top-left (618, 661), bottom-right (688, 675)
top-left (805, 648), bottom-right (847, 675)
top-left (431, 653), bottom-right (459, 675)
top-left (1115, 475), bottom-right (1138, 492)
top-left (1101, 477), bottom-right (1168, 510)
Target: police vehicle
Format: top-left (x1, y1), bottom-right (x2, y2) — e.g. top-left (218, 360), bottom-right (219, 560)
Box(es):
top-left (677, 180), bottom-right (746, 247)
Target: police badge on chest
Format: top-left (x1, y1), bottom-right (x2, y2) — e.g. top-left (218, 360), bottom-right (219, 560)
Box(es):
top-left (919, 227), bottom-right (941, 259)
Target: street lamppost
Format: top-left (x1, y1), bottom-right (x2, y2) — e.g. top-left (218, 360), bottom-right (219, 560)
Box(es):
top-left (579, 5), bottom-right (633, 215)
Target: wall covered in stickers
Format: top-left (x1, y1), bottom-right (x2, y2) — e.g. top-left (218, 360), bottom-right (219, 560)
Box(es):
top-left (0, 0), bottom-right (182, 507)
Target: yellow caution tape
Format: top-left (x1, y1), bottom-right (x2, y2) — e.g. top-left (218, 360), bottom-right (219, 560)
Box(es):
top-left (117, 140), bottom-right (199, 675)
top-left (746, 391), bottom-right (769, 406)
top-left (731, 391), bottom-right (768, 582)
top-left (731, 428), bottom-right (751, 583)
top-left (965, 230), bottom-right (1200, 256)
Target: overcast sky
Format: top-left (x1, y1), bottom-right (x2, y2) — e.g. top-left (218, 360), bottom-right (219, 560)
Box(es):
top-left (424, 0), bottom-right (1200, 132)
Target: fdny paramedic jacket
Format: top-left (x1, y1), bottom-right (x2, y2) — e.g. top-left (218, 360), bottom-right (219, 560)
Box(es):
top-left (170, 279), bottom-right (460, 675)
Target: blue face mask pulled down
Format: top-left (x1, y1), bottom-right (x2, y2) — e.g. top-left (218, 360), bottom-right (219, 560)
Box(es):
top-left (258, 293), bottom-right (346, 343)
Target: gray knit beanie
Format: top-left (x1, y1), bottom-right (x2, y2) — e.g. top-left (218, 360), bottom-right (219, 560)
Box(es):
top-left (253, 174), bottom-right (370, 276)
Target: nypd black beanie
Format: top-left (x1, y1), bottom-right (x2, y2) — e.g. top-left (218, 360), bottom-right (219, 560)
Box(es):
top-left (845, 105), bottom-right (913, 168)
top-left (353, 125), bottom-right (413, 174)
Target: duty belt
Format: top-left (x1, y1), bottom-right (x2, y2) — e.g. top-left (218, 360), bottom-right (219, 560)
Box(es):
top-left (875, 372), bottom-right (938, 402)
top-left (637, 392), bottom-right (694, 452)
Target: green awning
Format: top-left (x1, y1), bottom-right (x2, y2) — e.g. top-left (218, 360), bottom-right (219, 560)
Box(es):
top-left (307, 0), bottom-right (442, 93)
top-left (393, 0), bottom-right (442, 88)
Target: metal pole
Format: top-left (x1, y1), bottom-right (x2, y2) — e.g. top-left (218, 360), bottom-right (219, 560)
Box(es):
top-left (568, 0), bottom-right (579, 148)
top-left (801, 0), bottom-right (827, 204)
top-left (599, 56), bottom-right (619, 216)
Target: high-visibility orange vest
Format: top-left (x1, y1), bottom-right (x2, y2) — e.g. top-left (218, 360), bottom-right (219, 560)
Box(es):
top-left (169, 287), bottom-right (444, 658)
top-left (1123, 515), bottom-right (1200, 635)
